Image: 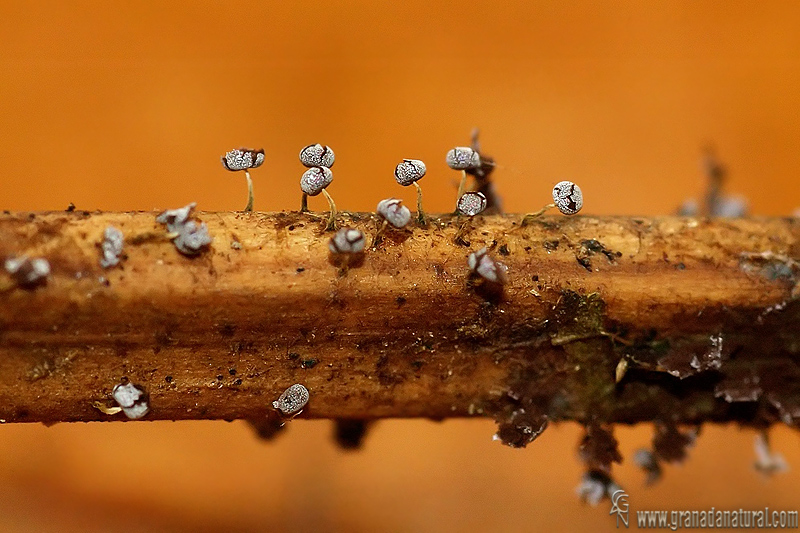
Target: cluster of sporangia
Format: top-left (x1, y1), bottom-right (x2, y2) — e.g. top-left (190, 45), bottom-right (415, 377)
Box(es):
top-left (3, 141), bottom-right (586, 491)
top-left (220, 144), bottom-right (583, 269)
top-left (221, 144), bottom-right (583, 220)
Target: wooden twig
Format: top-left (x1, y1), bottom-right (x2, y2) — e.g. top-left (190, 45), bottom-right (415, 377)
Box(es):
top-left (0, 211), bottom-right (798, 439)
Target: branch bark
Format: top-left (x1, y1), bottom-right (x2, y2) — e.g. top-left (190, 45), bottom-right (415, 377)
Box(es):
top-left (0, 210), bottom-right (798, 435)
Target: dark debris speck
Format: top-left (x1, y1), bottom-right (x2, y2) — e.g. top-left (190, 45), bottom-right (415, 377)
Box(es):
top-left (576, 239), bottom-right (620, 272)
top-left (334, 419), bottom-right (371, 450)
top-left (218, 324), bottom-right (237, 338)
top-left (494, 410), bottom-right (548, 448)
top-left (248, 416), bottom-right (286, 441)
top-left (653, 423), bottom-right (697, 463)
top-left (579, 425), bottom-right (622, 471)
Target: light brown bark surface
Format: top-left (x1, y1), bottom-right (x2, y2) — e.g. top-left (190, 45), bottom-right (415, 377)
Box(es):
top-left (0, 211), bottom-right (798, 430)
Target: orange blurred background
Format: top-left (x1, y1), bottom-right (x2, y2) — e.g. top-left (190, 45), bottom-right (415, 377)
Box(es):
top-left (1, 1), bottom-right (799, 531)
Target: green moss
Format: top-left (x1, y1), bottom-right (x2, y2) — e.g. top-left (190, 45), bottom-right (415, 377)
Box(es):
top-left (561, 338), bottom-right (618, 420)
top-left (549, 290), bottom-right (607, 345)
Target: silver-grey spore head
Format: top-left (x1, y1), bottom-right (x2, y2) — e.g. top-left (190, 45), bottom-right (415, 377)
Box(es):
top-left (446, 146), bottom-right (480, 170)
top-left (112, 381), bottom-right (150, 420)
top-left (299, 144), bottom-right (335, 168)
top-left (112, 381), bottom-right (142, 408)
top-left (272, 383), bottom-right (310, 415)
top-left (121, 402), bottom-right (150, 420)
top-left (174, 220), bottom-right (213, 255)
top-left (457, 191), bottom-right (487, 216)
top-left (300, 166), bottom-right (334, 196)
top-left (467, 247), bottom-right (507, 285)
top-left (753, 433), bottom-right (789, 477)
top-left (376, 198), bottom-right (412, 228)
top-left (552, 180), bottom-right (583, 215)
top-left (329, 227), bottom-right (366, 254)
top-left (712, 195), bottom-right (748, 218)
top-left (100, 226), bottom-right (124, 268)
top-left (576, 471), bottom-right (623, 506)
top-left (156, 202), bottom-right (196, 231)
top-left (221, 148), bottom-right (265, 171)
top-left (394, 159), bottom-right (426, 186)
top-left (156, 203), bottom-right (213, 256)
top-left (677, 198), bottom-right (699, 216)
top-left (5, 256), bottom-right (50, 288)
